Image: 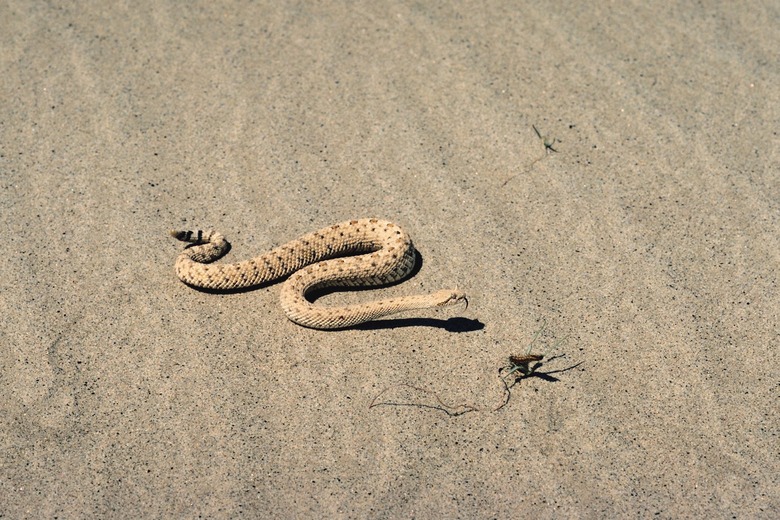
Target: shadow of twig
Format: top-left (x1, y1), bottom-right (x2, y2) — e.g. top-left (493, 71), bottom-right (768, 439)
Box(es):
top-left (369, 360), bottom-right (584, 416)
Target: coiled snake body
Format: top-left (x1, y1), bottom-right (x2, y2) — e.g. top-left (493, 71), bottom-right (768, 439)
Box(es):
top-left (170, 218), bottom-right (466, 329)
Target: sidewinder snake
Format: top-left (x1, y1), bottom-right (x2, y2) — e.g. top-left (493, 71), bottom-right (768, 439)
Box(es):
top-left (170, 218), bottom-right (467, 329)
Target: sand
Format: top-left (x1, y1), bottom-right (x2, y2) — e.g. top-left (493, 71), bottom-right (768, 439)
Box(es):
top-left (1, 1), bottom-right (777, 517)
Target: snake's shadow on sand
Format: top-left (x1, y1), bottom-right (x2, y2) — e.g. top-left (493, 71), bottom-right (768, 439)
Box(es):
top-left (181, 250), bottom-right (481, 332)
top-left (353, 316), bottom-right (483, 332)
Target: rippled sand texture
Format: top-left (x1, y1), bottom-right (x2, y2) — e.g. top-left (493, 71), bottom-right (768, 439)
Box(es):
top-left (2, 1), bottom-right (777, 517)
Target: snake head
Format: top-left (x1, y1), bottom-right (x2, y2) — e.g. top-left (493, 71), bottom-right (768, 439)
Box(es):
top-left (434, 290), bottom-right (468, 310)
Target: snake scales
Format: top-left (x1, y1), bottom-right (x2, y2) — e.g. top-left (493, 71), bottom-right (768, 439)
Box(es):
top-left (170, 218), bottom-right (467, 329)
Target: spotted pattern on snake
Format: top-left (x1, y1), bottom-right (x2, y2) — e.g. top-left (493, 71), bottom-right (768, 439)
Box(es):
top-left (170, 218), bottom-right (467, 329)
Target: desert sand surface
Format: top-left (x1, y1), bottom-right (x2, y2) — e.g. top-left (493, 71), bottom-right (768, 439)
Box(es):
top-left (1, 1), bottom-right (777, 518)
